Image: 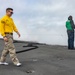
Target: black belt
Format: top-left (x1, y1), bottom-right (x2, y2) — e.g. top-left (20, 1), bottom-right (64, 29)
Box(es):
top-left (5, 32), bottom-right (13, 35)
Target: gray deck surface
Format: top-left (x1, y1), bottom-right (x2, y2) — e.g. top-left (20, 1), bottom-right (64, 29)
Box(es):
top-left (0, 39), bottom-right (75, 75)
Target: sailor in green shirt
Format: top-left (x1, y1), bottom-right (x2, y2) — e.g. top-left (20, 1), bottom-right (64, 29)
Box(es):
top-left (66, 20), bottom-right (72, 30)
top-left (66, 16), bottom-right (75, 49)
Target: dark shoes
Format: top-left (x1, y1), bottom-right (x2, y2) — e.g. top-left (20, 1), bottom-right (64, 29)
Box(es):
top-left (68, 48), bottom-right (75, 50)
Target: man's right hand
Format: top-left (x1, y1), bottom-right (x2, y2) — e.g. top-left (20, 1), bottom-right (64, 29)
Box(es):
top-left (3, 37), bottom-right (8, 42)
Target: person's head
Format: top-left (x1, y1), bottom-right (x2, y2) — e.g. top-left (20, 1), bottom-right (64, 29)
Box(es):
top-left (6, 8), bottom-right (13, 17)
top-left (68, 15), bottom-right (73, 20)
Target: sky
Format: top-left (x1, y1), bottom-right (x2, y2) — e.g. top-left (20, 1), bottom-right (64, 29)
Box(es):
top-left (0, 0), bottom-right (75, 45)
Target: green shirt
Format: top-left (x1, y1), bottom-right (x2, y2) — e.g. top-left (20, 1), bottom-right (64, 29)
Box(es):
top-left (66, 20), bottom-right (72, 30)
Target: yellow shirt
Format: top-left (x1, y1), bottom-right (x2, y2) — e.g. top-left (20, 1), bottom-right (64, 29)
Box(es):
top-left (0, 15), bottom-right (18, 37)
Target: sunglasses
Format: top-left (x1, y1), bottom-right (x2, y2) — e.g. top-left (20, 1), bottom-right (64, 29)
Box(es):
top-left (10, 12), bottom-right (13, 14)
top-left (8, 11), bottom-right (14, 14)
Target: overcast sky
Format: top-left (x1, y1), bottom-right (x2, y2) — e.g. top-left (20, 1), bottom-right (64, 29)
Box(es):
top-left (0, 0), bottom-right (75, 45)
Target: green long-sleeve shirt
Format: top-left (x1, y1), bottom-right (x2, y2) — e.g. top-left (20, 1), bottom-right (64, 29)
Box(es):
top-left (66, 20), bottom-right (73, 30)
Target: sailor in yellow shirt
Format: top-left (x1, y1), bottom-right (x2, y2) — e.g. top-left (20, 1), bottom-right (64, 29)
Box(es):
top-left (0, 8), bottom-right (21, 66)
top-left (0, 15), bottom-right (18, 37)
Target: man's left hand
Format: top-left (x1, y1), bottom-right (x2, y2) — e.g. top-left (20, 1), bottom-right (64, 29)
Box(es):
top-left (16, 31), bottom-right (21, 38)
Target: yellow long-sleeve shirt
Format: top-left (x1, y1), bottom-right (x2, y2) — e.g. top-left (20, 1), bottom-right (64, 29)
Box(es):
top-left (0, 15), bottom-right (18, 37)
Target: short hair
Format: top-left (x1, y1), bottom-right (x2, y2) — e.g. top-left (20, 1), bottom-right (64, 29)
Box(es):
top-left (68, 15), bottom-right (72, 20)
top-left (6, 8), bottom-right (13, 12)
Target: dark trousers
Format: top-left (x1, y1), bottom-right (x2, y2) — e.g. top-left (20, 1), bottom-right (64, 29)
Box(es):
top-left (67, 30), bottom-right (74, 49)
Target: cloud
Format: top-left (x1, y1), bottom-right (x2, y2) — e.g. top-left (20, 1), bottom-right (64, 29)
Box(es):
top-left (0, 0), bottom-right (75, 45)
